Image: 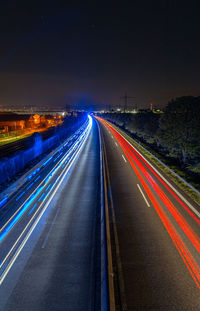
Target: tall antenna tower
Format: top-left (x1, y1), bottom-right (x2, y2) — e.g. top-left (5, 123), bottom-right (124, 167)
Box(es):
top-left (120, 92), bottom-right (135, 112)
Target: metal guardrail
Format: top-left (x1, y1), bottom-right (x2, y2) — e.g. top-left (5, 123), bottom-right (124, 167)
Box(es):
top-left (116, 126), bottom-right (200, 197)
top-left (96, 119), bottom-right (113, 311)
top-left (96, 117), bottom-right (128, 311)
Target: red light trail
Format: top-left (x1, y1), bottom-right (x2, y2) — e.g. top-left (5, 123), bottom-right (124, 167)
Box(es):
top-left (97, 117), bottom-right (200, 290)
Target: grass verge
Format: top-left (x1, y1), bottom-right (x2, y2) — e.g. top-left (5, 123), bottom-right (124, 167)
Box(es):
top-left (111, 123), bottom-right (200, 206)
top-left (0, 133), bottom-right (32, 146)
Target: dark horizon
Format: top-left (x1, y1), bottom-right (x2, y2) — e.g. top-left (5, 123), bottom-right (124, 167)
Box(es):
top-left (1, 3), bottom-right (200, 308)
top-left (0, 1), bottom-right (200, 110)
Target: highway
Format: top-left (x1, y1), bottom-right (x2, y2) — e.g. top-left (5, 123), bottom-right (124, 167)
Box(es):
top-left (0, 116), bottom-right (101, 311)
top-left (97, 117), bottom-right (200, 310)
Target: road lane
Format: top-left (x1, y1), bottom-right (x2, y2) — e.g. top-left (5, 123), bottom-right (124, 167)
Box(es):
top-left (0, 118), bottom-right (92, 285)
top-left (98, 117), bottom-right (200, 310)
top-left (0, 120), bottom-right (89, 230)
top-left (0, 117), bottom-right (101, 310)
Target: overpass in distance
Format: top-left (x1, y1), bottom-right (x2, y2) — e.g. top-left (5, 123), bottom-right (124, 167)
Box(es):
top-left (13, 110), bottom-right (66, 116)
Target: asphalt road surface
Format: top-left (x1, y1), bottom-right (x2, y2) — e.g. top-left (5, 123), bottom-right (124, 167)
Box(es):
top-left (98, 117), bottom-right (200, 311)
top-left (0, 117), bottom-right (101, 311)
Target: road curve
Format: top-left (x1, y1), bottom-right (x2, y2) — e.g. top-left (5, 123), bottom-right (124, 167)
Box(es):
top-left (0, 117), bottom-right (101, 311)
top-left (97, 117), bottom-right (200, 311)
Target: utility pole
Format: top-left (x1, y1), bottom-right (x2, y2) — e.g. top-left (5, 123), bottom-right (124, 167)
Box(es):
top-left (120, 92), bottom-right (135, 112)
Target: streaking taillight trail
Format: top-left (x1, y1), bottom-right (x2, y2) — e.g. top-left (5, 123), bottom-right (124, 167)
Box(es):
top-left (97, 117), bottom-right (200, 290)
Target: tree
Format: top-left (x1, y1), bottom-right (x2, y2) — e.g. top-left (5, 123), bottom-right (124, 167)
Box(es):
top-left (158, 96), bottom-right (200, 164)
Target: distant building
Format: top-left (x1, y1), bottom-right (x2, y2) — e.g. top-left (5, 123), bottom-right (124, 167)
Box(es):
top-left (0, 112), bottom-right (62, 133)
top-left (0, 113), bottom-right (30, 132)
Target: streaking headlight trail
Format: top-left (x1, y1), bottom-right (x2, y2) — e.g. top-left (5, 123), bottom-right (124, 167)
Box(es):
top-left (0, 115), bottom-right (92, 285)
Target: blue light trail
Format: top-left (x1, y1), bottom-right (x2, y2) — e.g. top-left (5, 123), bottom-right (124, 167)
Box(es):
top-left (0, 116), bottom-right (92, 243)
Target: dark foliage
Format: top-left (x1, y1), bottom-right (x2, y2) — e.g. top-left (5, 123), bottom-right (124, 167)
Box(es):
top-left (158, 97), bottom-right (200, 164)
top-left (102, 96), bottom-right (200, 169)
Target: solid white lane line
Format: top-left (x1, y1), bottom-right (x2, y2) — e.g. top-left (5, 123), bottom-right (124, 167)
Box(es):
top-left (0, 124), bottom-right (92, 285)
top-left (122, 155), bottom-right (127, 163)
top-left (137, 184), bottom-right (150, 207)
top-left (0, 132), bottom-right (87, 272)
top-left (115, 142), bottom-right (118, 147)
top-left (0, 125), bottom-right (89, 234)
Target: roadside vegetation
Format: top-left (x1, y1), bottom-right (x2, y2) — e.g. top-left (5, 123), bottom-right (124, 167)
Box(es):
top-left (101, 96), bottom-right (200, 205)
top-left (0, 132), bottom-right (34, 146)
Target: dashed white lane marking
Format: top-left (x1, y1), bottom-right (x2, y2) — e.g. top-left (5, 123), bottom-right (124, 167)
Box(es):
top-left (122, 155), bottom-right (127, 163)
top-left (114, 127), bottom-right (200, 218)
top-left (137, 184), bottom-right (150, 207)
top-left (115, 142), bottom-right (118, 147)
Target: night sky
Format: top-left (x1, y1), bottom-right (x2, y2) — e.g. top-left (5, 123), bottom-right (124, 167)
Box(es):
top-left (0, 1), bottom-right (200, 110)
